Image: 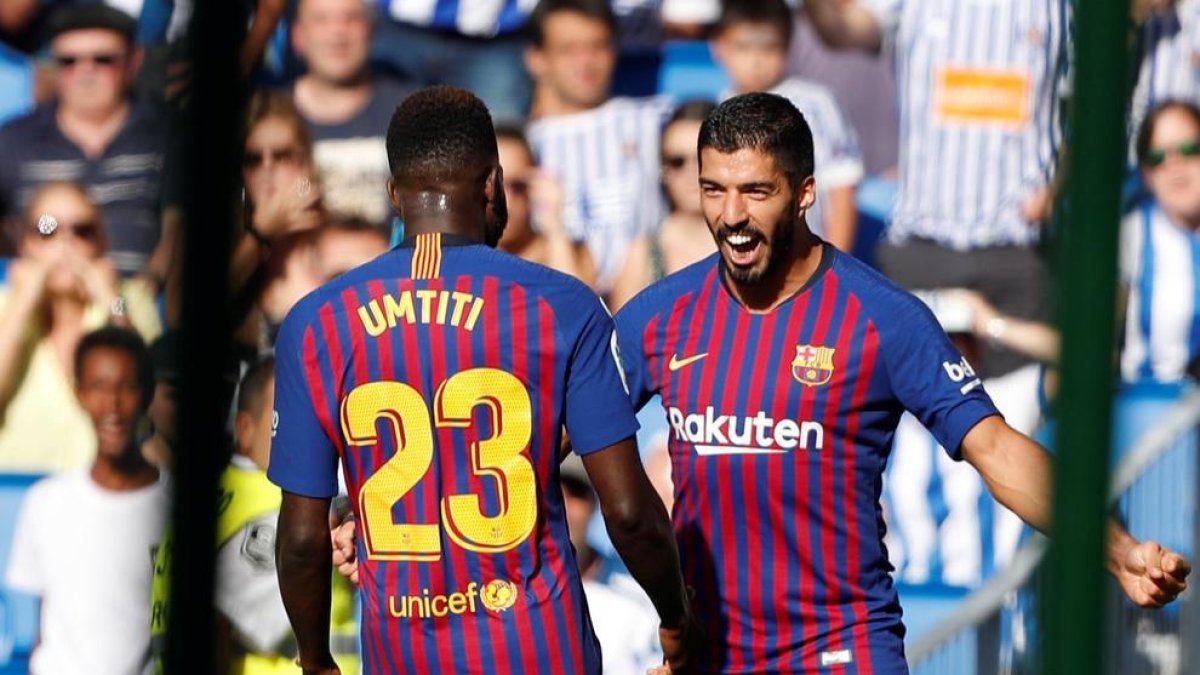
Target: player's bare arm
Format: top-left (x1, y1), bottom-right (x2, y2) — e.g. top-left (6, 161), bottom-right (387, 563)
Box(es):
top-left (582, 437), bottom-right (702, 674)
top-left (961, 415), bottom-right (1191, 608)
top-left (277, 491), bottom-right (342, 675)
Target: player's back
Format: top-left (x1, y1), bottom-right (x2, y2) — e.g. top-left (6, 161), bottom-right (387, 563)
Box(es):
top-left (271, 233), bottom-right (638, 675)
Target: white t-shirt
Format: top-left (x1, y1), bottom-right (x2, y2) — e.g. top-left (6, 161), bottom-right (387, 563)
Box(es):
top-left (583, 575), bottom-right (662, 675)
top-left (6, 468), bottom-right (169, 675)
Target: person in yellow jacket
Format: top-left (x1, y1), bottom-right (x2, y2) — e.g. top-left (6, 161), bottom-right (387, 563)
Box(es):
top-left (152, 357), bottom-right (358, 674)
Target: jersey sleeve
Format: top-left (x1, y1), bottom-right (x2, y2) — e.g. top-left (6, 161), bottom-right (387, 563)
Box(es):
top-left (614, 304), bottom-right (656, 412)
top-left (563, 294), bottom-right (640, 455)
top-left (267, 314), bottom-right (340, 498)
top-left (5, 483), bottom-right (43, 594)
top-left (878, 297), bottom-right (1000, 459)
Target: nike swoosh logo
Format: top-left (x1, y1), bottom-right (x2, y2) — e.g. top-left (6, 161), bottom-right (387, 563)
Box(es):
top-left (668, 352), bottom-right (709, 371)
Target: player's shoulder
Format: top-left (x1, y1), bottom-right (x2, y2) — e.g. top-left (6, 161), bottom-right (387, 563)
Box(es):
top-left (828, 247), bottom-right (937, 331)
top-left (616, 254), bottom-right (717, 326)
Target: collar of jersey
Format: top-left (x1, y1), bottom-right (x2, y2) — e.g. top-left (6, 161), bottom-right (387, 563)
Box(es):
top-left (396, 232), bottom-right (482, 248)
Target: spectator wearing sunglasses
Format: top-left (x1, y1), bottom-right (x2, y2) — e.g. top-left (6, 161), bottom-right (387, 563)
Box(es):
top-left (0, 181), bottom-right (161, 472)
top-left (0, 4), bottom-right (172, 281)
top-left (1122, 100), bottom-right (1200, 383)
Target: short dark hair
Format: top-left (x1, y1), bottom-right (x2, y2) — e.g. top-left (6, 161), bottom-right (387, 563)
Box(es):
top-left (237, 356), bottom-right (276, 416)
top-left (1136, 100), bottom-right (1200, 166)
top-left (386, 85), bottom-right (498, 186)
top-left (714, 0), bottom-right (794, 47)
top-left (47, 4), bottom-right (137, 44)
top-left (75, 327), bottom-right (155, 407)
top-left (698, 92), bottom-right (814, 188)
top-left (528, 0), bottom-right (617, 47)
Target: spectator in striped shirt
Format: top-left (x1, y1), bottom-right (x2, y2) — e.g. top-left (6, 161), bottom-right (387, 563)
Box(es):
top-left (1122, 100), bottom-right (1200, 383)
top-left (711, 0), bottom-right (864, 253)
top-left (368, 0), bottom-right (534, 125)
top-left (524, 0), bottom-right (673, 308)
top-left (807, 0), bottom-right (1068, 571)
top-left (1130, 0), bottom-right (1200, 160)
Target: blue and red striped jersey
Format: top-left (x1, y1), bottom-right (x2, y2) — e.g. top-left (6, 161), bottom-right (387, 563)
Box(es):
top-left (614, 245), bottom-right (1000, 674)
top-left (269, 232), bottom-right (639, 675)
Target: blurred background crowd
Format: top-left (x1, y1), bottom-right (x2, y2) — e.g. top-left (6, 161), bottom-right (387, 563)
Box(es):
top-left (0, 0), bottom-right (1198, 673)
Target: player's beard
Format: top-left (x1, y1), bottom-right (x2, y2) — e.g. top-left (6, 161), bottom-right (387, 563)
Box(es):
top-left (721, 213), bottom-right (796, 286)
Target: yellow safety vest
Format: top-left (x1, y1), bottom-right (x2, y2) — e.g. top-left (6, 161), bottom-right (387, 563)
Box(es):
top-left (151, 462), bottom-right (360, 674)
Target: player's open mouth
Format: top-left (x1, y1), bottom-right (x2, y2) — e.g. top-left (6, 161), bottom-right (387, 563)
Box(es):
top-left (723, 231), bottom-right (763, 267)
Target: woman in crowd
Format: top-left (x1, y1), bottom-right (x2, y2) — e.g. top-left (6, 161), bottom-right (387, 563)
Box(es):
top-left (1122, 100), bottom-right (1200, 383)
top-left (494, 125), bottom-right (595, 284)
top-left (0, 182), bottom-right (161, 472)
top-left (616, 100), bottom-right (717, 305)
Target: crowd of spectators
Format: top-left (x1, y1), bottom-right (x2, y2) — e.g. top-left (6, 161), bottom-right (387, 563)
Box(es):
top-left (2, 0), bottom-right (1200, 673)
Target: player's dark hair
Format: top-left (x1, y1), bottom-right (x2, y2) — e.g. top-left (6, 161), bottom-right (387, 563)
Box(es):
top-left (237, 356), bottom-right (276, 416)
top-left (74, 326), bottom-right (155, 408)
top-left (1136, 99), bottom-right (1200, 167)
top-left (698, 92), bottom-right (814, 189)
top-left (528, 0), bottom-right (617, 47)
top-left (386, 85), bottom-right (498, 186)
top-left (714, 0), bottom-right (794, 47)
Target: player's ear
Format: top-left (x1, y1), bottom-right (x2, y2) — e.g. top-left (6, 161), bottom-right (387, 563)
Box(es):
top-left (387, 177), bottom-right (402, 219)
top-left (796, 175), bottom-right (816, 215)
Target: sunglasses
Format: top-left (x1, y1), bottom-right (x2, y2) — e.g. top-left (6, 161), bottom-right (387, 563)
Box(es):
top-left (1144, 139), bottom-right (1200, 168)
top-left (54, 52), bottom-right (122, 69)
top-left (243, 147), bottom-right (300, 170)
top-left (663, 155), bottom-right (694, 171)
top-left (31, 220), bottom-right (101, 241)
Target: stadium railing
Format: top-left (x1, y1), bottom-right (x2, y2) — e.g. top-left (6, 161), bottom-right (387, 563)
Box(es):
top-left (908, 382), bottom-right (1200, 675)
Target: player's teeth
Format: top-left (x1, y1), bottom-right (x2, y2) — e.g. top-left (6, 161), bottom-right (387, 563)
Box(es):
top-left (727, 234), bottom-right (752, 246)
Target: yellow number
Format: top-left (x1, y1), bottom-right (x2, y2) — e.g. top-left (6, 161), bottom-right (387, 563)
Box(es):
top-left (436, 369), bottom-right (535, 553)
top-left (340, 369), bottom-right (535, 561)
top-left (342, 382), bottom-right (440, 561)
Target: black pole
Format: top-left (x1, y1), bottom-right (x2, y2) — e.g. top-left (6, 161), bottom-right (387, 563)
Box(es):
top-left (164, 0), bottom-right (243, 671)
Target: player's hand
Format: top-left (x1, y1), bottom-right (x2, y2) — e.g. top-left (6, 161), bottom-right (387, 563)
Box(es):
top-left (330, 519), bottom-right (358, 584)
top-left (657, 603), bottom-right (704, 675)
top-left (1115, 540), bottom-right (1190, 608)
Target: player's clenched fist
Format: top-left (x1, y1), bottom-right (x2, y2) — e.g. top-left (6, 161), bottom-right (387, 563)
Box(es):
top-left (656, 603), bottom-right (704, 675)
top-left (1113, 539), bottom-right (1191, 608)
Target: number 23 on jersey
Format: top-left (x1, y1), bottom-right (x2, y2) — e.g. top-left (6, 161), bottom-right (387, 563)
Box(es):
top-left (341, 367), bottom-right (537, 562)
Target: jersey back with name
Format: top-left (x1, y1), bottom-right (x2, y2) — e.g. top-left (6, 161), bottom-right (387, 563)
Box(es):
top-left (615, 248), bottom-right (999, 674)
top-left (269, 232), bottom-right (639, 675)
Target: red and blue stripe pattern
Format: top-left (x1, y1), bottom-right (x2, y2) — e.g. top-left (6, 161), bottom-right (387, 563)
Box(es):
top-left (271, 234), bottom-right (637, 674)
top-left (615, 246), bottom-right (998, 673)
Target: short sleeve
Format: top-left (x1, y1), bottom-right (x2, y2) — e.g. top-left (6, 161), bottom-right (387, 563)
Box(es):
top-left (267, 315), bottom-right (339, 498)
top-left (880, 299), bottom-right (1000, 459)
top-left (563, 295), bottom-right (640, 455)
top-left (6, 484), bottom-right (43, 594)
top-left (614, 306), bottom-right (655, 412)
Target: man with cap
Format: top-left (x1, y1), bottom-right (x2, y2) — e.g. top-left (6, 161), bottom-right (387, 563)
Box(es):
top-left (0, 4), bottom-right (173, 281)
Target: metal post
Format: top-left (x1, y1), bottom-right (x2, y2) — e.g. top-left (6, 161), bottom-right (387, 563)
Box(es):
top-left (163, 0), bottom-right (242, 672)
top-left (1043, 0), bottom-right (1129, 673)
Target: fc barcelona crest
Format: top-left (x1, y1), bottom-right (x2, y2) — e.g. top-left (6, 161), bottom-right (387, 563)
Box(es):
top-left (792, 345), bottom-right (836, 387)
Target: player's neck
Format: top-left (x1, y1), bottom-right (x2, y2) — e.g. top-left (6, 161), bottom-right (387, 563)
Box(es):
top-left (726, 231), bottom-right (825, 313)
top-left (399, 189), bottom-right (489, 244)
